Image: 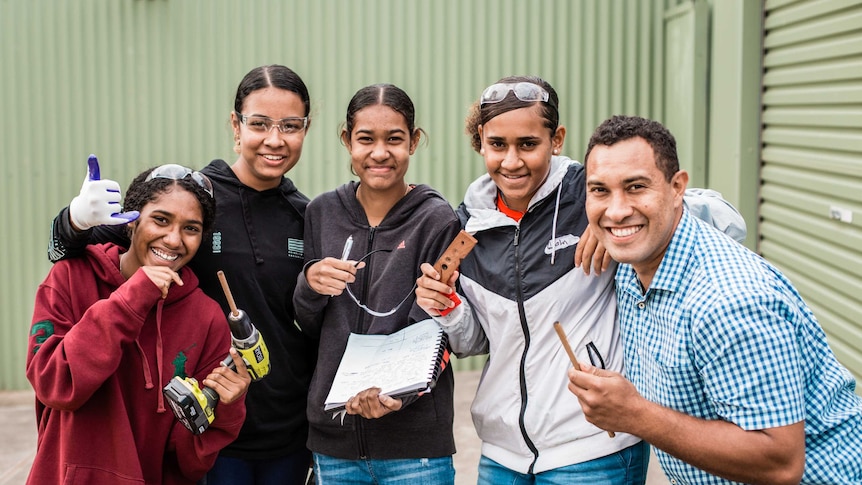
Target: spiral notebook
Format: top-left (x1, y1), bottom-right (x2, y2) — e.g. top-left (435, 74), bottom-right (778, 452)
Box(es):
top-left (324, 319), bottom-right (450, 412)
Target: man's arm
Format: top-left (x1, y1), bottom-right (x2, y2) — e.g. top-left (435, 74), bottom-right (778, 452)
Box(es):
top-left (568, 364), bottom-right (805, 485)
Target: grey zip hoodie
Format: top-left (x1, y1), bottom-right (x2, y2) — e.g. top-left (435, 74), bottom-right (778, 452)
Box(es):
top-left (294, 181), bottom-right (462, 460)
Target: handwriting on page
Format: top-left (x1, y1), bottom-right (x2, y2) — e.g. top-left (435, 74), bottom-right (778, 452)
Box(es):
top-left (325, 319), bottom-right (444, 411)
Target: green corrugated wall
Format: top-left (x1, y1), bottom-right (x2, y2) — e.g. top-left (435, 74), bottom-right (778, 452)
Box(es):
top-left (1, 0), bottom-right (680, 389)
top-left (759, 0), bottom-right (862, 384)
top-left (6, 0), bottom-right (813, 393)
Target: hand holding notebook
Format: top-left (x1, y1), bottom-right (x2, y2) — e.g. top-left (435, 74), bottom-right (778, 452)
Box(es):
top-left (324, 319), bottom-right (450, 413)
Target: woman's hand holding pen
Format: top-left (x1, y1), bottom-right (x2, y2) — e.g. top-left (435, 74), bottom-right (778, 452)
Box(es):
top-left (345, 387), bottom-right (403, 419)
top-left (306, 258), bottom-right (363, 297)
top-left (415, 262), bottom-right (459, 316)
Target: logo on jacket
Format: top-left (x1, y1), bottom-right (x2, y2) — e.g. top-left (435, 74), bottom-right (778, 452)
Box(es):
top-left (211, 232), bottom-right (222, 254)
top-left (288, 238), bottom-right (303, 259)
top-left (544, 234), bottom-right (580, 255)
top-left (30, 320), bottom-right (54, 354)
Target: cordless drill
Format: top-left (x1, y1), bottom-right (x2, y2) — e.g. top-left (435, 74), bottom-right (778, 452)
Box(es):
top-left (163, 271), bottom-right (271, 435)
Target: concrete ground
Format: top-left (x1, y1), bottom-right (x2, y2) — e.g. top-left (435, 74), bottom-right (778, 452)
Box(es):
top-left (0, 370), bottom-right (667, 484)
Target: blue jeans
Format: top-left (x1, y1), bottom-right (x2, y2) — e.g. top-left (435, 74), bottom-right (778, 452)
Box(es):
top-left (203, 449), bottom-right (312, 485)
top-left (312, 453), bottom-right (454, 485)
top-left (478, 441), bottom-right (649, 485)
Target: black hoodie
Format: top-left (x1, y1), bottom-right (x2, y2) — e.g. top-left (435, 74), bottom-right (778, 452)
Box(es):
top-left (294, 181), bottom-right (461, 459)
top-left (48, 159), bottom-right (316, 460)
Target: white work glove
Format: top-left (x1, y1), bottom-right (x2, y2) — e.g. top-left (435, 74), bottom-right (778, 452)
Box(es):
top-left (68, 154), bottom-right (139, 231)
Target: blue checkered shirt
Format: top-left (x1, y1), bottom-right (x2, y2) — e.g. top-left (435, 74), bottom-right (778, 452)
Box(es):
top-left (616, 210), bottom-right (862, 484)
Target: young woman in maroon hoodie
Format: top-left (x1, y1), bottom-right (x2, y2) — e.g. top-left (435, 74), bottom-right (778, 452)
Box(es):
top-left (27, 165), bottom-right (250, 485)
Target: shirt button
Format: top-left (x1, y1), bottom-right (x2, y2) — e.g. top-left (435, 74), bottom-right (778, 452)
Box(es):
top-left (637, 301), bottom-right (645, 309)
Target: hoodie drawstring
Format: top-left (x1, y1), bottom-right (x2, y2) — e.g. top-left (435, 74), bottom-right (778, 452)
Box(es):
top-left (135, 299), bottom-right (167, 413)
top-left (239, 187), bottom-right (264, 264)
top-left (550, 184), bottom-right (562, 265)
top-left (154, 299), bottom-right (166, 412)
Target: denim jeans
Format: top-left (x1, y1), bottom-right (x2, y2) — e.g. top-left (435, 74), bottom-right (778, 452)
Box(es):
top-left (312, 453), bottom-right (454, 485)
top-left (477, 441), bottom-right (649, 485)
top-left (203, 448), bottom-right (312, 485)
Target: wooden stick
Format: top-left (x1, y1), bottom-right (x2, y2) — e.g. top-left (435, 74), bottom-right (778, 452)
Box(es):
top-left (216, 270), bottom-right (240, 317)
top-left (553, 322), bottom-right (581, 371)
top-left (554, 321), bottom-right (615, 438)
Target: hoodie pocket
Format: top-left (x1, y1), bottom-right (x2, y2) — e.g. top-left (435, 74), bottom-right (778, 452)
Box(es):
top-left (63, 464), bottom-right (145, 485)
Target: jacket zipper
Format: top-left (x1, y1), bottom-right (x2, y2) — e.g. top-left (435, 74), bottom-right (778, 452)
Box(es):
top-left (355, 226), bottom-right (376, 458)
top-left (513, 225), bottom-right (540, 473)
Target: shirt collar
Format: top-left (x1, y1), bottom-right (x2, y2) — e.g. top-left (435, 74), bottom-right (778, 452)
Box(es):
top-left (648, 209), bottom-right (697, 293)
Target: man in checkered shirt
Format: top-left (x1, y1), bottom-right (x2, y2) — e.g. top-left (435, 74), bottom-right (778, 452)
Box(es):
top-left (567, 115), bottom-right (862, 484)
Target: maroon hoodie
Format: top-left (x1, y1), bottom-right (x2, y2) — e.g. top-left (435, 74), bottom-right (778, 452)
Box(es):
top-left (26, 243), bottom-right (245, 484)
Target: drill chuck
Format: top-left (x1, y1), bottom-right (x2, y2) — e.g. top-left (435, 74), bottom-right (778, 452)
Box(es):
top-left (228, 309), bottom-right (270, 381)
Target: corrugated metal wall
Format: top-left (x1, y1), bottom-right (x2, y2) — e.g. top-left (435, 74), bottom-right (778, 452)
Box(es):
top-left (3, 0), bottom-right (677, 389)
top-left (760, 0), bottom-right (862, 383)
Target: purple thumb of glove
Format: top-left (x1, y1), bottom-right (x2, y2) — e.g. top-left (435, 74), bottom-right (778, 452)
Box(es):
top-left (87, 154), bottom-right (140, 223)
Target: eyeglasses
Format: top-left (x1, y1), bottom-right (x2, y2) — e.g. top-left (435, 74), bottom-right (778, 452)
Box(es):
top-left (145, 164), bottom-right (214, 198)
top-left (344, 247), bottom-right (418, 318)
top-left (237, 112), bottom-right (308, 135)
top-left (480, 82), bottom-right (550, 107)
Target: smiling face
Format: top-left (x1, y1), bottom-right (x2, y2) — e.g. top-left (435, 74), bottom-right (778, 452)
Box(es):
top-left (123, 187), bottom-right (204, 276)
top-left (343, 104), bottom-right (418, 196)
top-left (479, 105), bottom-right (564, 212)
top-left (231, 87), bottom-right (308, 190)
top-left (585, 137), bottom-right (688, 287)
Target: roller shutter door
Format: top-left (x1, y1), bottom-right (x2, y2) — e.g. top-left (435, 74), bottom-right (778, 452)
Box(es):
top-left (760, 0), bottom-right (862, 384)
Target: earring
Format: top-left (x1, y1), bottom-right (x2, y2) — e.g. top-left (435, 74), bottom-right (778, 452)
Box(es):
top-left (553, 149), bottom-right (559, 154)
top-left (480, 148), bottom-right (485, 155)
top-left (233, 135), bottom-right (241, 154)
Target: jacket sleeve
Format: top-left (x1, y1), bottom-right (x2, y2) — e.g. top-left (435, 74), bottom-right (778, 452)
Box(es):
top-left (293, 259), bottom-right (331, 339)
top-left (27, 268), bottom-right (161, 410)
top-left (431, 297), bottom-right (489, 358)
top-left (428, 203), bottom-right (490, 357)
top-left (48, 206), bottom-right (131, 263)
top-left (683, 188), bottom-right (747, 243)
top-left (168, 307), bottom-right (246, 482)
top-left (293, 205), bottom-right (329, 338)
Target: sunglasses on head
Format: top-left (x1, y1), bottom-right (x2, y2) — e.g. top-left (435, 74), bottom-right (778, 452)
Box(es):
top-left (480, 82), bottom-right (550, 107)
top-left (145, 164), bottom-right (214, 198)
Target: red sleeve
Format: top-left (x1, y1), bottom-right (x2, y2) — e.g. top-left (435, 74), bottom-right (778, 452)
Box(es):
top-left (26, 264), bottom-right (162, 411)
top-left (167, 297), bottom-right (246, 481)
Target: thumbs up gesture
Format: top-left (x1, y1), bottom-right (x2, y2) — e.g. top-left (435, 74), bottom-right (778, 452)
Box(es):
top-left (68, 154), bottom-right (140, 231)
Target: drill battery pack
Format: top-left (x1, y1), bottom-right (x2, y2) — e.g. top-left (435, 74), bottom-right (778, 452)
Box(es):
top-left (163, 376), bottom-right (214, 435)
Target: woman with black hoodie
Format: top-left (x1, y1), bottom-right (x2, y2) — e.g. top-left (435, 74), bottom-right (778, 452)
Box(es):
top-left (293, 83), bottom-right (461, 484)
top-left (45, 65), bottom-right (317, 485)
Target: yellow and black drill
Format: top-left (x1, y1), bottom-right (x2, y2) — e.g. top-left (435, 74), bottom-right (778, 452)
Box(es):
top-left (163, 270), bottom-right (271, 434)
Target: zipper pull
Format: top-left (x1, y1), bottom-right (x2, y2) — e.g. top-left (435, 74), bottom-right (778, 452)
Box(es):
top-left (514, 226), bottom-right (520, 246)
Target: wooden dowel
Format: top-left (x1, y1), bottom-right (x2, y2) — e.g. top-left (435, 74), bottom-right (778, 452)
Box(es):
top-left (553, 321), bottom-right (615, 438)
top-left (216, 270), bottom-right (239, 317)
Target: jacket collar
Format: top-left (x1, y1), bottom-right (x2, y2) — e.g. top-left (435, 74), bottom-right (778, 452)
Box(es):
top-left (464, 155), bottom-right (576, 233)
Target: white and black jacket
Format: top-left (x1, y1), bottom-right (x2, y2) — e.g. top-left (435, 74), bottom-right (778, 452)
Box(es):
top-left (435, 156), bottom-right (746, 474)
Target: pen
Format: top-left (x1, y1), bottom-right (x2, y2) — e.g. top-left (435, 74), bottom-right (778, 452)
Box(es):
top-left (341, 235), bottom-right (353, 261)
